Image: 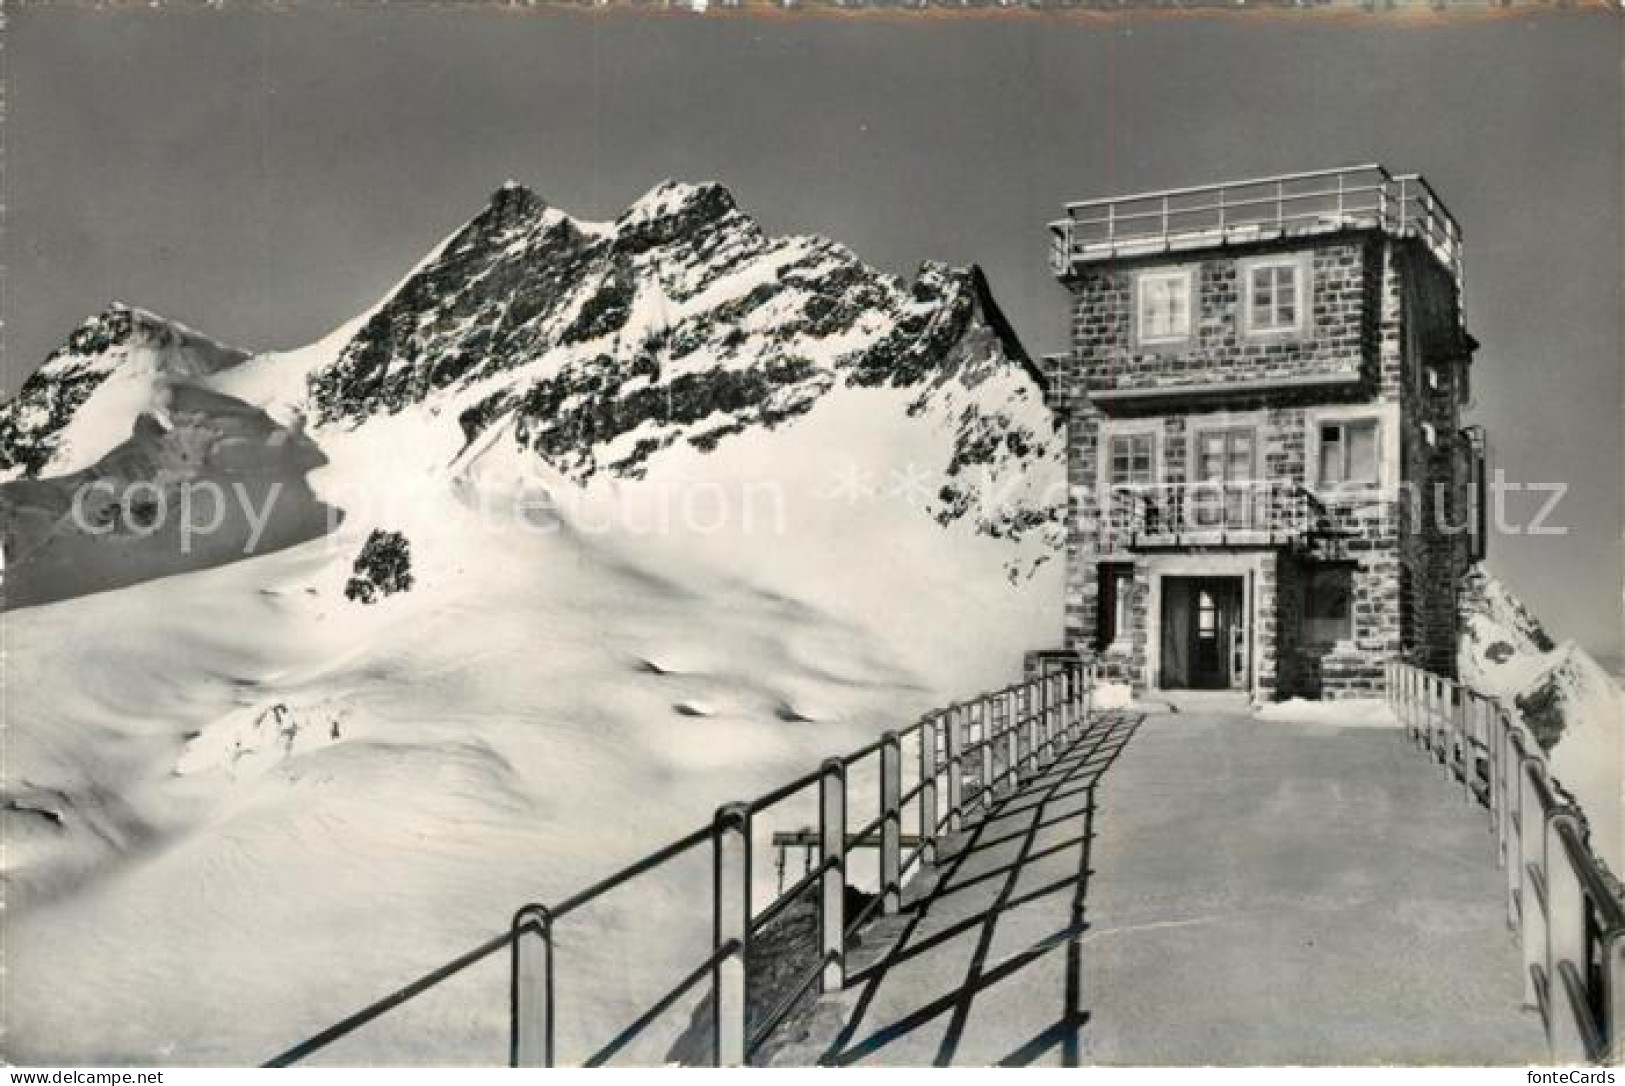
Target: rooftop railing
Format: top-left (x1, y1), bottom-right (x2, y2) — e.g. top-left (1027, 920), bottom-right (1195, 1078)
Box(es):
top-left (1049, 164), bottom-right (1463, 293)
top-left (1388, 661), bottom-right (1624, 1066)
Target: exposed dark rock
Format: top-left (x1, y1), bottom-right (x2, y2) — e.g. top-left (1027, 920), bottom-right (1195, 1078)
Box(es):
top-left (345, 529), bottom-right (415, 605)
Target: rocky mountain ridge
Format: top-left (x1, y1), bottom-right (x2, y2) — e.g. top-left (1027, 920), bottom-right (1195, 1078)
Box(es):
top-left (0, 179), bottom-right (1063, 608)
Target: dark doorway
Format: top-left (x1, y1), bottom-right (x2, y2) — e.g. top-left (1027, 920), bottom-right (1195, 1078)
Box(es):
top-left (1160, 576), bottom-right (1247, 690)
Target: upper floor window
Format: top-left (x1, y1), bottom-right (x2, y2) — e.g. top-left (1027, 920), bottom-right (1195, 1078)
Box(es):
top-left (1136, 269), bottom-right (1192, 344)
top-left (1318, 419), bottom-right (1379, 486)
top-left (1108, 433), bottom-right (1156, 488)
top-left (1244, 257), bottom-right (1305, 336)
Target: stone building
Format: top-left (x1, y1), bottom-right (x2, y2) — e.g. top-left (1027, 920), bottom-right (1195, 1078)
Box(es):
top-left (1039, 166), bottom-right (1486, 700)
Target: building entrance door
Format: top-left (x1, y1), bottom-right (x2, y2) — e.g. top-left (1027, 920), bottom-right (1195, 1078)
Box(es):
top-left (1161, 576), bottom-right (1247, 690)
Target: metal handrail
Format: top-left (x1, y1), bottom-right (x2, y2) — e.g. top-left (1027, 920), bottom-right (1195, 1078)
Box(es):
top-left (1054, 183), bottom-right (1389, 228)
top-left (1386, 660), bottom-right (1623, 1066)
top-left (266, 657), bottom-right (1095, 1068)
top-left (1101, 480), bottom-right (1330, 542)
top-left (1061, 163), bottom-right (1390, 212)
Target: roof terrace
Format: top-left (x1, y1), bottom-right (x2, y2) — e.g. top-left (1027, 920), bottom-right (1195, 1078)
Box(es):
top-left (1049, 164), bottom-right (1463, 290)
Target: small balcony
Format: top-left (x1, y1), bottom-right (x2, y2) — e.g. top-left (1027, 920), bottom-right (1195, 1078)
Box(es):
top-left (1050, 164), bottom-right (1463, 293)
top-left (1100, 481), bottom-right (1334, 550)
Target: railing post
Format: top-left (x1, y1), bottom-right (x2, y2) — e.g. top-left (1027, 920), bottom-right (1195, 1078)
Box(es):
top-left (1411, 667), bottom-right (1421, 744)
top-left (1018, 684), bottom-right (1035, 779)
top-left (1427, 672), bottom-right (1436, 750)
top-left (1518, 754), bottom-right (1544, 1008)
top-left (1434, 678), bottom-right (1449, 770)
top-left (1039, 677), bottom-right (1051, 761)
top-left (1505, 715), bottom-right (1523, 928)
top-left (919, 715), bottom-right (939, 866)
top-left (1393, 663), bottom-right (1404, 737)
top-left (946, 705), bottom-right (964, 832)
top-left (988, 696), bottom-right (1008, 799)
top-left (1410, 669), bottom-right (1423, 747)
top-left (1037, 676), bottom-right (1053, 765)
top-left (880, 731), bottom-right (902, 915)
top-left (1431, 677), bottom-right (1443, 764)
top-left (1082, 661), bottom-right (1093, 722)
top-left (511, 904), bottom-right (554, 1068)
top-left (1607, 932), bottom-right (1625, 1066)
top-left (1404, 669), bottom-right (1417, 747)
top-left (977, 700), bottom-right (994, 804)
top-left (1001, 692), bottom-right (1014, 793)
top-left (1483, 697), bottom-right (1501, 836)
top-left (1061, 667), bottom-right (1077, 740)
top-left (712, 803), bottom-right (750, 1067)
top-left (1462, 688), bottom-right (1475, 799)
top-left (1397, 665), bottom-right (1409, 740)
top-left (818, 758), bottom-right (846, 994)
top-left (1405, 665), bottom-right (1413, 734)
top-left (1036, 678), bottom-right (1049, 763)
top-left (1544, 815), bottom-right (1589, 1063)
top-left (1054, 670), bottom-right (1067, 745)
top-left (1493, 706), bottom-right (1510, 865)
top-left (1409, 667), bottom-right (1420, 745)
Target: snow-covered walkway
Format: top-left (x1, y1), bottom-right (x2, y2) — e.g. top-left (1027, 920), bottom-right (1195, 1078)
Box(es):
top-left (769, 706), bottom-right (1547, 1066)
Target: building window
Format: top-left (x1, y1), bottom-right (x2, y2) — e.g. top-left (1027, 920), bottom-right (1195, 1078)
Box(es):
top-left (1302, 566), bottom-right (1354, 645)
top-left (1317, 419), bottom-right (1380, 487)
top-left (1108, 433), bottom-right (1156, 489)
top-left (1097, 563), bottom-right (1135, 648)
top-left (1192, 427), bottom-right (1257, 527)
top-left (1137, 270), bottom-right (1192, 344)
top-left (1245, 259), bottom-right (1304, 335)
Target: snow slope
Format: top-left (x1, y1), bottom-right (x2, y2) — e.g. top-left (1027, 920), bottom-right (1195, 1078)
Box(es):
top-left (1, 180), bottom-right (1065, 1064)
top-left (1458, 566), bottom-right (1623, 873)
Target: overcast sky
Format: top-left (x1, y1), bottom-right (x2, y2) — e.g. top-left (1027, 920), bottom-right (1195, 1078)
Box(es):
top-left (7, 6), bottom-right (1621, 659)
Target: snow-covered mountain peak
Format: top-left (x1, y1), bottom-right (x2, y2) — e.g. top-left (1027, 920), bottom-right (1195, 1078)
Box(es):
top-left (0, 303), bottom-right (251, 478)
top-left (620, 178), bottom-right (739, 229)
top-left (295, 180), bottom-right (1058, 523)
top-left (4, 176), bottom-right (1064, 612)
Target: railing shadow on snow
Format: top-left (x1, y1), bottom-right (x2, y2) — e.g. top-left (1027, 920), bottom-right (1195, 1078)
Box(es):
top-left (263, 656), bottom-right (1096, 1068)
top-left (815, 710), bottom-right (1143, 1068)
top-left (1387, 661), bottom-right (1624, 1066)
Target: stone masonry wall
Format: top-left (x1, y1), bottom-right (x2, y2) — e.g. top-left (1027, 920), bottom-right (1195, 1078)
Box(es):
top-left (1391, 241), bottom-right (1475, 678)
top-left (1068, 235), bottom-right (1379, 397)
top-left (1058, 229), bottom-right (1471, 700)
